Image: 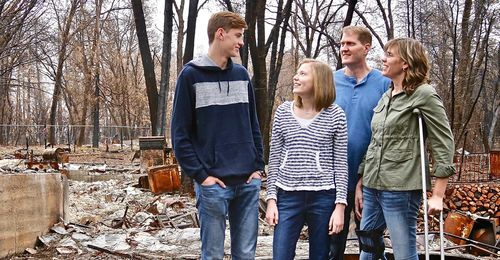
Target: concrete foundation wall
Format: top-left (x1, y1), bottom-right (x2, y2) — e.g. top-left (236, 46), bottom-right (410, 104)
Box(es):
top-left (0, 173), bottom-right (65, 258)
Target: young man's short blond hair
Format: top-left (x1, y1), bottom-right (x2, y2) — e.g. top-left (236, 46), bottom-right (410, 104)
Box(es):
top-left (207, 11), bottom-right (247, 44)
top-left (342, 26), bottom-right (372, 45)
top-left (294, 59), bottom-right (335, 111)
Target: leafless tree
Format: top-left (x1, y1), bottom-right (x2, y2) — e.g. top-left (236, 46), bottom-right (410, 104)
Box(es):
top-left (156, 0), bottom-right (173, 136)
top-left (47, 0), bottom-right (81, 145)
top-left (173, 0), bottom-right (185, 74)
top-left (132, 0), bottom-right (158, 135)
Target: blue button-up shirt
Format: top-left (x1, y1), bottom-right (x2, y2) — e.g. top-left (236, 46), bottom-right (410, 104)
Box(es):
top-left (334, 68), bottom-right (391, 191)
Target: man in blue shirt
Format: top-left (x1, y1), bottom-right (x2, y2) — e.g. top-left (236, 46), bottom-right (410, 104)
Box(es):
top-left (330, 26), bottom-right (391, 259)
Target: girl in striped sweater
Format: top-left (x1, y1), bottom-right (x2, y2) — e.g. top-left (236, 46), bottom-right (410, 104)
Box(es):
top-left (265, 59), bottom-right (349, 260)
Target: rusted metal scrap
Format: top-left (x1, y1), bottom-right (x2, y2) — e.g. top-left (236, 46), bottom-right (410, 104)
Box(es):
top-left (24, 148), bottom-right (69, 171)
top-left (443, 211), bottom-right (499, 256)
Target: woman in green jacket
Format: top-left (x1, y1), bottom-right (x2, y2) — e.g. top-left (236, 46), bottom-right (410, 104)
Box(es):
top-left (354, 38), bottom-right (456, 260)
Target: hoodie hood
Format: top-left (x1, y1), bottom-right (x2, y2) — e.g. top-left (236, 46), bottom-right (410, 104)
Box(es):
top-left (188, 54), bottom-right (235, 94)
top-left (187, 54), bottom-right (234, 71)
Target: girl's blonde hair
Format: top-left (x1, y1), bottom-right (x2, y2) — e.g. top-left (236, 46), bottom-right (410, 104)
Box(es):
top-left (294, 59), bottom-right (335, 110)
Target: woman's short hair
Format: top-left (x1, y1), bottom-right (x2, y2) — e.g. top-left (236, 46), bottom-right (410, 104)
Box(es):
top-left (384, 38), bottom-right (430, 95)
top-left (294, 59), bottom-right (335, 110)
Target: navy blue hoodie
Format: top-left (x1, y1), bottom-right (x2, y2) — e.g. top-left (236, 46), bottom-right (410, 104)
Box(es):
top-left (171, 55), bottom-right (265, 185)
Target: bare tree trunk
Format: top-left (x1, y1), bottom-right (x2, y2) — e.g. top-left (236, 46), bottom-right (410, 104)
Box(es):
top-left (343, 0), bottom-right (357, 27)
top-left (75, 35), bottom-right (93, 146)
top-left (448, 1), bottom-right (460, 134)
top-left (92, 72), bottom-right (100, 147)
top-left (183, 0), bottom-right (199, 65)
top-left (131, 0), bottom-right (159, 135)
top-left (179, 0), bottom-right (199, 194)
top-left (337, 0), bottom-right (358, 69)
top-left (157, 0), bottom-right (173, 136)
top-left (221, 0), bottom-right (233, 12)
top-left (457, 13), bottom-right (493, 147)
top-left (247, 0), bottom-right (269, 159)
top-left (458, 42), bottom-right (488, 149)
top-left (173, 0), bottom-right (185, 74)
top-left (293, 4), bottom-right (299, 69)
top-left (375, 0), bottom-right (394, 40)
top-left (486, 44), bottom-right (500, 150)
top-left (487, 104), bottom-right (499, 151)
top-left (268, 0), bottom-right (293, 113)
top-left (91, 0), bottom-right (103, 147)
top-left (241, 0), bottom-right (252, 68)
top-left (455, 0), bottom-right (473, 132)
top-left (48, 0), bottom-right (79, 145)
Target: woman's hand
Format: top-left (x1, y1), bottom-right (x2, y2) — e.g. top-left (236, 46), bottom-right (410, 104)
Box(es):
top-left (266, 199), bottom-right (279, 226)
top-left (427, 195), bottom-right (444, 215)
top-left (428, 177), bottom-right (448, 215)
top-left (329, 204), bottom-right (345, 235)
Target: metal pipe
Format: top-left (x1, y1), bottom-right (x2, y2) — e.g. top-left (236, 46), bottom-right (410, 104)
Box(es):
top-left (414, 108), bottom-right (431, 260)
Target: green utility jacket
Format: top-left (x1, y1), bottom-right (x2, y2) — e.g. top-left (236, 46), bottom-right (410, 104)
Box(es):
top-left (359, 83), bottom-right (456, 191)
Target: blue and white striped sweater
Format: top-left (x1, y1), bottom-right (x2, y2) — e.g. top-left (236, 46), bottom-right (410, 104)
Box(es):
top-left (266, 101), bottom-right (349, 205)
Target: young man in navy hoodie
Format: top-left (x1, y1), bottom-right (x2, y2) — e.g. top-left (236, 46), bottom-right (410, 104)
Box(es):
top-left (171, 11), bottom-right (265, 260)
top-left (329, 26), bottom-right (391, 259)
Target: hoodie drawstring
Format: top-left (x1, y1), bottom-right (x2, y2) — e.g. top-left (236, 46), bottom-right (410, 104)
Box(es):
top-left (216, 73), bottom-right (230, 96)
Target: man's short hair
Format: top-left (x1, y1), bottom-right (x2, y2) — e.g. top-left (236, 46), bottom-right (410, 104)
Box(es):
top-left (207, 11), bottom-right (247, 44)
top-left (342, 26), bottom-right (372, 45)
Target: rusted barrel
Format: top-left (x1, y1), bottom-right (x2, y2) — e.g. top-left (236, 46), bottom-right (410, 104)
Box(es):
top-left (42, 148), bottom-right (67, 163)
top-left (147, 164), bottom-right (181, 194)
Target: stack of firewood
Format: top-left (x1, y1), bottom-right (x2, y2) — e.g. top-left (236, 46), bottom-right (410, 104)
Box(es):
top-left (444, 183), bottom-right (500, 217)
top-left (417, 183), bottom-right (500, 232)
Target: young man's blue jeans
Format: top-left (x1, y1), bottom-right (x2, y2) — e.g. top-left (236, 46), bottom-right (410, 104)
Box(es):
top-left (272, 189), bottom-right (336, 260)
top-left (359, 187), bottom-right (421, 260)
top-left (195, 179), bottom-right (261, 260)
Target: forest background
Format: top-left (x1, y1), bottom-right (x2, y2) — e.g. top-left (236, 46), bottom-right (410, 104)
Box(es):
top-left (0, 0), bottom-right (498, 158)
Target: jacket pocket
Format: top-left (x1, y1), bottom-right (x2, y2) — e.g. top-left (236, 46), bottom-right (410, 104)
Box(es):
top-left (315, 151), bottom-right (324, 172)
top-left (383, 149), bottom-right (413, 162)
top-left (389, 102), bottom-right (413, 112)
top-left (279, 150), bottom-right (289, 170)
top-left (365, 146), bottom-right (375, 160)
top-left (373, 103), bottom-right (385, 113)
top-left (279, 150), bottom-right (324, 174)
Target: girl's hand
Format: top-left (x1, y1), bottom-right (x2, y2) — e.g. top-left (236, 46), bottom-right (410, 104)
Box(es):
top-left (329, 204), bottom-right (345, 235)
top-left (266, 199), bottom-right (279, 226)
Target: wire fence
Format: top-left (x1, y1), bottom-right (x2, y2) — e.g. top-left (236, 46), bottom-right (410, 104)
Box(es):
top-left (451, 153), bottom-right (499, 183)
top-left (1, 124), bottom-right (499, 182)
top-left (0, 124), bottom-right (151, 149)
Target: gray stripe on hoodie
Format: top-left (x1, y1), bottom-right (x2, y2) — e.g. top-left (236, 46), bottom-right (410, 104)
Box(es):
top-left (194, 80), bottom-right (249, 108)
